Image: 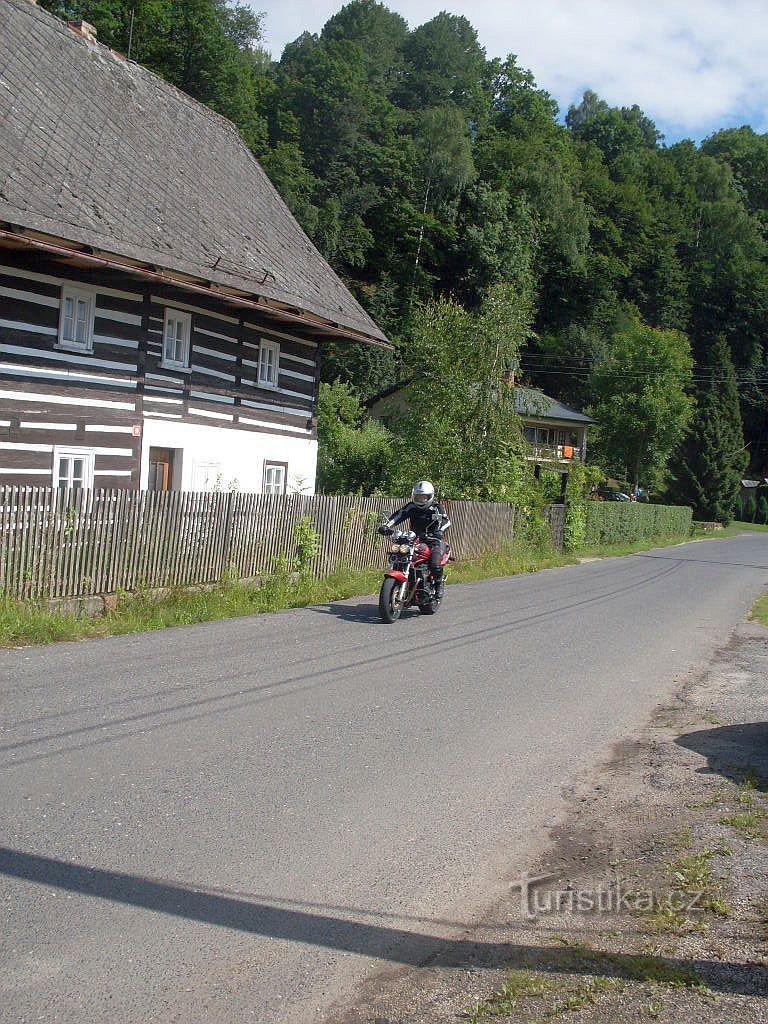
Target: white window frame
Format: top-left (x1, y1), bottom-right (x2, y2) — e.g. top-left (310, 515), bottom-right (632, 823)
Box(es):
top-left (161, 308), bottom-right (192, 370)
top-left (53, 446), bottom-right (95, 491)
top-left (257, 338), bottom-right (280, 389)
top-left (263, 461), bottom-right (287, 495)
top-left (57, 285), bottom-right (96, 352)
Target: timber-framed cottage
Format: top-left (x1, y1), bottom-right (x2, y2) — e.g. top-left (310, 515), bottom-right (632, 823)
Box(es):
top-left (0, 0), bottom-right (388, 493)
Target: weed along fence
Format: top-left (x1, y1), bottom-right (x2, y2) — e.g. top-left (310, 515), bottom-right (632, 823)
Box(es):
top-left (0, 488), bottom-right (518, 603)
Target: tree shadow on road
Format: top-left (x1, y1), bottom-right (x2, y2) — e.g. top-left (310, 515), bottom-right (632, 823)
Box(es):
top-left (0, 847), bottom-right (764, 996)
top-left (676, 722), bottom-right (768, 787)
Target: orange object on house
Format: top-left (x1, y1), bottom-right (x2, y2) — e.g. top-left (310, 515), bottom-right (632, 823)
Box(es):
top-left (563, 445), bottom-right (574, 459)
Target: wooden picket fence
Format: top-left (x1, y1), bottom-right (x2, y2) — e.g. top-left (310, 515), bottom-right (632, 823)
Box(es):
top-left (0, 487), bottom-right (520, 601)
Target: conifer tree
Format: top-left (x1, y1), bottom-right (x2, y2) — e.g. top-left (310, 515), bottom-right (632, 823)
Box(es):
top-left (671, 337), bottom-right (748, 522)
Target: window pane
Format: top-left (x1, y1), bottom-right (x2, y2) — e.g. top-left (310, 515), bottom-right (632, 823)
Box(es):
top-left (72, 458), bottom-right (85, 482)
top-left (259, 343), bottom-right (278, 385)
top-left (62, 297), bottom-right (74, 341)
top-left (75, 298), bottom-right (88, 344)
top-left (265, 464), bottom-right (284, 494)
top-left (164, 316), bottom-right (188, 365)
top-left (164, 320), bottom-right (175, 361)
top-left (57, 456), bottom-right (70, 488)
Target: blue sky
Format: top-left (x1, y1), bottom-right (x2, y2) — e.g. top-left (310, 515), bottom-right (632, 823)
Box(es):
top-left (253, 0), bottom-right (768, 143)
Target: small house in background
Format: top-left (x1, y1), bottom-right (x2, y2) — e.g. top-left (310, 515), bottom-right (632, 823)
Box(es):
top-left (514, 388), bottom-right (596, 469)
top-left (368, 384), bottom-right (595, 488)
top-left (740, 479), bottom-right (768, 500)
top-left (0, 0), bottom-right (387, 494)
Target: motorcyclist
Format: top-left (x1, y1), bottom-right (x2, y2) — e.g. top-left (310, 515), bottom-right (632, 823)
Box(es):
top-left (378, 481), bottom-right (451, 599)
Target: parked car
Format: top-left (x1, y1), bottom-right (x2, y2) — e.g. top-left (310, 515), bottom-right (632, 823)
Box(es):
top-left (596, 488), bottom-right (632, 502)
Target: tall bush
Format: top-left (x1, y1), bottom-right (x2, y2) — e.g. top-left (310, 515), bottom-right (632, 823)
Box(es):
top-left (584, 503), bottom-right (692, 547)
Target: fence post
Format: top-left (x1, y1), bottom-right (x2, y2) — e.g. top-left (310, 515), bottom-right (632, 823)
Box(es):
top-left (548, 503), bottom-right (566, 552)
top-left (222, 490), bottom-right (235, 578)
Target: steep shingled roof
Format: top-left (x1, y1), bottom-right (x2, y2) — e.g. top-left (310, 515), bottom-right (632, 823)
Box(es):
top-left (0, 0), bottom-right (388, 345)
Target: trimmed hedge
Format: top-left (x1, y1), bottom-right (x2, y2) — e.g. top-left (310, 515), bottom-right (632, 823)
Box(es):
top-left (584, 503), bottom-right (693, 547)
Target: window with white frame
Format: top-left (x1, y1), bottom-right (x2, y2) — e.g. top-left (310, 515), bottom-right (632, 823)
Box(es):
top-left (58, 285), bottom-right (95, 351)
top-left (53, 447), bottom-right (95, 491)
top-left (162, 309), bottom-right (192, 369)
top-left (263, 461), bottom-right (287, 495)
top-left (258, 338), bottom-right (280, 388)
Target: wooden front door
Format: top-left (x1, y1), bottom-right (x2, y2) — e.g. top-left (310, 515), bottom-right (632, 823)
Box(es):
top-left (148, 447), bottom-right (174, 491)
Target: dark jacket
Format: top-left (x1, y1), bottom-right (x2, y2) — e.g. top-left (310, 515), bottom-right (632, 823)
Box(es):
top-left (383, 501), bottom-right (451, 541)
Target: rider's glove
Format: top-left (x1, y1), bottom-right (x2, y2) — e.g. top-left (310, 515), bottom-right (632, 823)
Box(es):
top-left (378, 525), bottom-right (393, 536)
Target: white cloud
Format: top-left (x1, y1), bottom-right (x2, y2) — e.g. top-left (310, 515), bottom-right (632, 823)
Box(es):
top-left (254, 0), bottom-right (768, 140)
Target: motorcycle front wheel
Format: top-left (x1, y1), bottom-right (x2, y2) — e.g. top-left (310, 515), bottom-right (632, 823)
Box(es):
top-left (379, 577), bottom-right (404, 623)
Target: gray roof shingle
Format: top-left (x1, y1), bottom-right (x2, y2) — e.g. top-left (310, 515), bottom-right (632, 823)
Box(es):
top-left (514, 388), bottom-right (596, 424)
top-left (0, 0), bottom-right (388, 344)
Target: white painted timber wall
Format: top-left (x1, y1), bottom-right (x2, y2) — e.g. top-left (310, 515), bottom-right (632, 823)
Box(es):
top-left (140, 417), bottom-right (318, 493)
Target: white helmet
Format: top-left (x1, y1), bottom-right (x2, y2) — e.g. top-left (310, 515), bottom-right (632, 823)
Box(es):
top-left (411, 480), bottom-right (435, 507)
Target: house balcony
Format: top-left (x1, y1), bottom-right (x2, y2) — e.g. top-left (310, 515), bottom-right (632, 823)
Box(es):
top-left (525, 444), bottom-right (584, 464)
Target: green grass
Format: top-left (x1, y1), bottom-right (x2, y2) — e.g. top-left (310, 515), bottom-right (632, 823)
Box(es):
top-left (0, 565), bottom-right (381, 647)
top-left (639, 849), bottom-right (730, 934)
top-left (467, 951), bottom-right (705, 1024)
top-left (0, 522), bottom-right (749, 650)
top-left (467, 971), bottom-right (558, 1022)
top-left (0, 539), bottom-right (572, 648)
top-left (576, 532), bottom-right (693, 559)
top-left (750, 594), bottom-right (768, 628)
top-left (448, 543), bottom-right (575, 584)
top-left (696, 520), bottom-right (768, 539)
top-left (718, 810), bottom-right (766, 841)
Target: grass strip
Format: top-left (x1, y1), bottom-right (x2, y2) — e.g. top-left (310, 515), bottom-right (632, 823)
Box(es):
top-left (695, 521), bottom-right (768, 539)
top-left (0, 539), bottom-right (570, 648)
top-left (749, 594), bottom-right (768, 628)
top-left (0, 529), bottom-right (730, 649)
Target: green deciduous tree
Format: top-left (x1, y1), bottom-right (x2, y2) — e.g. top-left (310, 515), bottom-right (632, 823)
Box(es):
top-left (395, 12), bottom-right (487, 116)
top-left (316, 382), bottom-right (395, 494)
top-left (588, 313), bottom-right (694, 492)
top-left (393, 282), bottom-right (534, 500)
top-left (38, 2), bottom-right (768, 484)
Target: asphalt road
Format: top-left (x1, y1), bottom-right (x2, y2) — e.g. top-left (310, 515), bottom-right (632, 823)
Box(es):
top-left (1, 535), bottom-right (767, 1023)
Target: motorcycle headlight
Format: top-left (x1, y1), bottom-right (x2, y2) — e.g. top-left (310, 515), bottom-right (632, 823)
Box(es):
top-left (399, 544), bottom-right (410, 554)
top-left (389, 543), bottom-right (400, 553)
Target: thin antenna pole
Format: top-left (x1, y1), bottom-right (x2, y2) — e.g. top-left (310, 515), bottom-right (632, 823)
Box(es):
top-left (127, 8), bottom-right (135, 59)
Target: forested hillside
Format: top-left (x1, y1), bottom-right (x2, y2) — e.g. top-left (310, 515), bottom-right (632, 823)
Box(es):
top-left (40, 0), bottom-right (768, 510)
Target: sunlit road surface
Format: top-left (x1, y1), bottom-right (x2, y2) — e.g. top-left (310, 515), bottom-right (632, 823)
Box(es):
top-left (1, 534), bottom-right (766, 1023)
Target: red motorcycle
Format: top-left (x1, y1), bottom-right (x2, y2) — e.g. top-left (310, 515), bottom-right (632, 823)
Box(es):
top-left (378, 529), bottom-right (450, 623)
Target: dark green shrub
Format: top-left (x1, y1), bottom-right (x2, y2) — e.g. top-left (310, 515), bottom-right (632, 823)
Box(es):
top-left (584, 503), bottom-right (693, 547)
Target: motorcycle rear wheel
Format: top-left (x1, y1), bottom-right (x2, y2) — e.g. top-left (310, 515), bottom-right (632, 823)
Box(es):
top-left (379, 577), bottom-right (404, 623)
